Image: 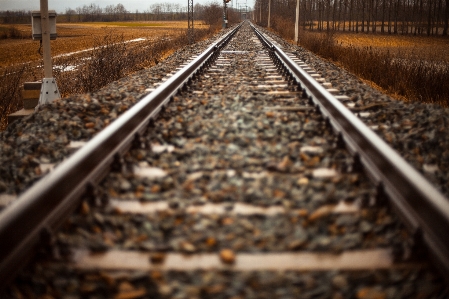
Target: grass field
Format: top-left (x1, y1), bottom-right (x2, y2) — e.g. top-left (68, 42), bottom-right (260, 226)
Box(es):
top-left (297, 30), bottom-right (449, 105)
top-left (0, 21), bottom-right (212, 130)
top-left (269, 18), bottom-right (449, 105)
top-left (269, 16), bottom-right (449, 105)
top-left (334, 32), bottom-right (449, 63)
top-left (0, 21), bottom-right (207, 68)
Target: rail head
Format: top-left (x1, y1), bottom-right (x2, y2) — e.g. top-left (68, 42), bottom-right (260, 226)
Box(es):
top-left (0, 23), bottom-right (243, 289)
top-left (250, 22), bottom-right (449, 279)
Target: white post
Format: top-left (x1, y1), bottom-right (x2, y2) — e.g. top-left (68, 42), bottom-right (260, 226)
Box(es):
top-left (268, 0), bottom-right (271, 28)
top-left (38, 0), bottom-right (60, 106)
top-left (295, 0), bottom-right (300, 43)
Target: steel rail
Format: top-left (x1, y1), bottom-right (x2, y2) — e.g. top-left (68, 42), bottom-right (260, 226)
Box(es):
top-left (0, 23), bottom-right (242, 289)
top-left (251, 23), bottom-right (449, 279)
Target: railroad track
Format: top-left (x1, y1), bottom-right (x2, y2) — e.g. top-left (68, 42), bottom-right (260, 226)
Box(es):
top-left (1, 21), bottom-right (448, 297)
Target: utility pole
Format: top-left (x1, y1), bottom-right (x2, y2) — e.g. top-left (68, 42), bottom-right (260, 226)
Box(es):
top-left (38, 0), bottom-right (60, 106)
top-left (294, 0), bottom-right (300, 43)
top-left (188, 0), bottom-right (194, 43)
top-left (268, 0), bottom-right (271, 28)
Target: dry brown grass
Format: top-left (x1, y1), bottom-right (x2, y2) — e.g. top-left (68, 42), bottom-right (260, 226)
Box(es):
top-left (0, 65), bottom-right (26, 126)
top-left (0, 21), bottom-right (214, 130)
top-left (269, 20), bottom-right (449, 106)
top-left (0, 21), bottom-right (207, 68)
top-left (335, 32), bottom-right (449, 63)
top-left (298, 30), bottom-right (449, 106)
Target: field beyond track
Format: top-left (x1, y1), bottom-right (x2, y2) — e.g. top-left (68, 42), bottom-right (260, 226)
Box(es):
top-left (0, 21), bottom-right (207, 68)
top-left (334, 32), bottom-right (449, 63)
top-left (0, 20), bottom-right (211, 130)
top-left (294, 29), bottom-right (449, 105)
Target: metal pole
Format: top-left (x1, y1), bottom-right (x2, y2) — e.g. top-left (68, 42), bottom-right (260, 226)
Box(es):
top-left (40, 0), bottom-right (52, 78)
top-left (38, 0), bottom-right (60, 106)
top-left (295, 0), bottom-right (300, 43)
top-left (223, 0), bottom-right (228, 28)
top-left (268, 0), bottom-right (271, 28)
top-left (188, 0), bottom-right (194, 43)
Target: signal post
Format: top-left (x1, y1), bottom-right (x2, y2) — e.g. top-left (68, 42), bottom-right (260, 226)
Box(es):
top-left (223, 0), bottom-right (231, 28)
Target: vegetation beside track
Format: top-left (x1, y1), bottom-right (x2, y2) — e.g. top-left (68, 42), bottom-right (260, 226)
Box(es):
top-left (0, 21), bottom-right (219, 131)
top-left (267, 23), bottom-right (449, 106)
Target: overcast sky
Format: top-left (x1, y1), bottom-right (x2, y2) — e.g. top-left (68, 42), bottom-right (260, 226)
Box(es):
top-left (1, 0), bottom-right (253, 13)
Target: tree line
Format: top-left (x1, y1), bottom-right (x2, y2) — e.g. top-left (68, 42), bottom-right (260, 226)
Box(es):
top-left (0, 2), bottom-right (231, 24)
top-left (0, 10), bottom-right (30, 24)
top-left (62, 3), bottom-right (190, 22)
top-left (254, 0), bottom-right (449, 35)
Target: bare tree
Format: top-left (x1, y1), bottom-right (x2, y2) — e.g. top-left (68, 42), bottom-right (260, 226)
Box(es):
top-left (253, 0), bottom-right (447, 35)
top-left (202, 1), bottom-right (222, 28)
top-left (65, 8), bottom-right (77, 22)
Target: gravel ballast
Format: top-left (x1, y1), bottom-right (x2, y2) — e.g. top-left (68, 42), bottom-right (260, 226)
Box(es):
top-left (1, 24), bottom-right (448, 205)
top-left (0, 22), bottom-right (447, 298)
